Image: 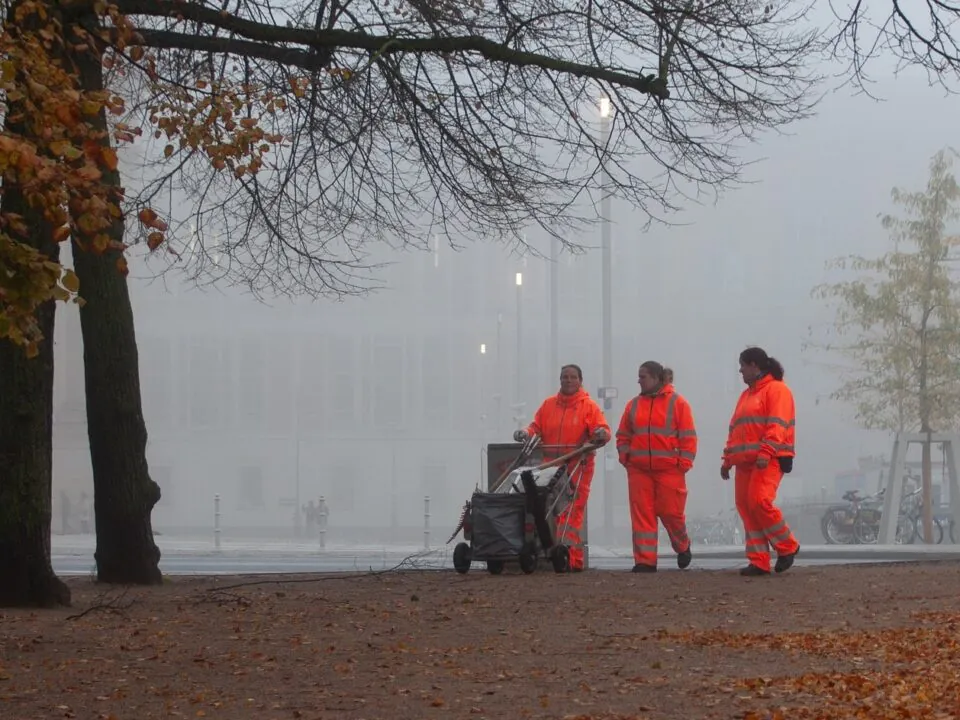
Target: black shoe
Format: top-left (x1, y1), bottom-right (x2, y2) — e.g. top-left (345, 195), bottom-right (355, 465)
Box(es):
top-left (631, 563), bottom-right (657, 573)
top-left (739, 564), bottom-right (770, 577)
top-left (571, 566), bottom-right (584, 573)
top-left (775, 547), bottom-right (799, 574)
top-left (677, 549), bottom-right (692, 570)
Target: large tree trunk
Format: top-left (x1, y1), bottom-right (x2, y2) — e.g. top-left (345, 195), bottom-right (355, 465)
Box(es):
top-left (0, 7), bottom-right (71, 604)
top-left (0, 239), bottom-right (72, 607)
top-left (67, 17), bottom-right (161, 584)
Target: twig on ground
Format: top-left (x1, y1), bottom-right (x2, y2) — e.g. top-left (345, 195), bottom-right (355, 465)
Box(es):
top-left (65, 588), bottom-right (135, 621)
top-left (201, 552), bottom-right (447, 593)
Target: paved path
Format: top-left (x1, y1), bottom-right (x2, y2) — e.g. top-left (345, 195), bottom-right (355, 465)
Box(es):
top-left (51, 536), bottom-right (960, 576)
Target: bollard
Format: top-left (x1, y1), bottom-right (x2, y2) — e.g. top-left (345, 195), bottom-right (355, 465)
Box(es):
top-left (424, 495), bottom-right (431, 550)
top-left (318, 495), bottom-right (328, 551)
top-left (214, 493), bottom-right (221, 550)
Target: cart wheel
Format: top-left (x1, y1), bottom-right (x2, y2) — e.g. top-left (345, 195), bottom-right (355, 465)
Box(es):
top-left (519, 543), bottom-right (539, 574)
top-left (453, 542), bottom-right (472, 574)
top-left (486, 560), bottom-right (505, 575)
top-left (552, 545), bottom-right (570, 574)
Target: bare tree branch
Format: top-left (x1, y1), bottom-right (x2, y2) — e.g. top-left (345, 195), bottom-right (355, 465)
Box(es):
top-left (85, 0), bottom-right (822, 298)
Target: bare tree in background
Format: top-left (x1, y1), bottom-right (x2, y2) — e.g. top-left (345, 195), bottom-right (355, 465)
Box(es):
top-left (97, 0), bottom-right (822, 297)
top-left (830, 0), bottom-right (960, 91)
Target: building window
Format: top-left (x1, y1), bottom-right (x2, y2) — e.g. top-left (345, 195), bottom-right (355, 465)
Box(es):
top-left (372, 341), bottom-right (404, 428)
top-left (238, 466), bottom-right (265, 510)
top-left (265, 336), bottom-right (293, 434)
top-left (140, 337), bottom-right (173, 430)
top-left (187, 338), bottom-right (221, 429)
top-left (422, 335), bottom-right (450, 426)
top-left (237, 339), bottom-right (266, 431)
top-left (153, 465), bottom-right (173, 506)
top-left (297, 339), bottom-right (325, 434)
top-left (328, 335), bottom-right (356, 428)
top-left (422, 462), bottom-right (448, 508)
top-left (325, 465), bottom-right (355, 513)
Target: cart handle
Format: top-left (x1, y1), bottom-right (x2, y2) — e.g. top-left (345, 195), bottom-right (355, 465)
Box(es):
top-left (532, 442), bottom-right (601, 472)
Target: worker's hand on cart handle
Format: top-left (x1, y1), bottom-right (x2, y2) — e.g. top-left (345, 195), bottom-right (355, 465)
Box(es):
top-left (513, 429), bottom-right (530, 443)
top-left (591, 427), bottom-right (611, 444)
top-left (720, 464), bottom-right (731, 481)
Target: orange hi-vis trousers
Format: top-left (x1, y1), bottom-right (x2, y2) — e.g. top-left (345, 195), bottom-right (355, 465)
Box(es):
top-left (556, 462), bottom-right (594, 570)
top-left (734, 462), bottom-right (800, 572)
top-left (627, 469), bottom-right (690, 568)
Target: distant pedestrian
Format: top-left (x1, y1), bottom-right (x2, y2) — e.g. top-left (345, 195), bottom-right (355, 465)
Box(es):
top-left (303, 500), bottom-right (318, 534)
top-left (79, 491), bottom-right (92, 534)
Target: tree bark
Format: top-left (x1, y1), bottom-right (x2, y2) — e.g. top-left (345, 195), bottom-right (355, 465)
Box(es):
top-left (0, 2), bottom-right (71, 607)
top-left (0, 242), bottom-right (72, 607)
top-left (67, 15), bottom-right (162, 584)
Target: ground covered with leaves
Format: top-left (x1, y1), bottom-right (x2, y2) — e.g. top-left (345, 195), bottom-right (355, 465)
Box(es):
top-left (2, 561), bottom-right (960, 719)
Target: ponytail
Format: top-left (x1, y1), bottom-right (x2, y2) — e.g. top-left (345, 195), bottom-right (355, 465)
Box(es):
top-left (766, 357), bottom-right (785, 381)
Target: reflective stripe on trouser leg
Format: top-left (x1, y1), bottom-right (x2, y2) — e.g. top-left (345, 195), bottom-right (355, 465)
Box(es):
top-left (558, 464), bottom-right (594, 569)
top-left (735, 465), bottom-right (771, 572)
top-left (652, 470), bottom-right (690, 554)
top-left (627, 469), bottom-right (659, 566)
top-left (750, 463), bottom-right (800, 556)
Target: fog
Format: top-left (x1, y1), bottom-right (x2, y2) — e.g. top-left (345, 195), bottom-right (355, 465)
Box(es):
top-left (48, 50), bottom-right (960, 547)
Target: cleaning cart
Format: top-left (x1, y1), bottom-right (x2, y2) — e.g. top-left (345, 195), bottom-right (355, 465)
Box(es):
top-left (447, 436), bottom-right (597, 575)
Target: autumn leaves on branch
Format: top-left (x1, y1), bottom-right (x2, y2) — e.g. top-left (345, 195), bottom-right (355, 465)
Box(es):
top-left (0, 0), bottom-right (300, 351)
top-left (0, 1), bottom-right (159, 350)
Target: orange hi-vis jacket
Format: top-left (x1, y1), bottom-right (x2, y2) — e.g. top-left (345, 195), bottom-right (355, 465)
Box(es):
top-left (723, 374), bottom-right (796, 468)
top-left (616, 384), bottom-right (698, 472)
top-left (527, 388), bottom-right (610, 469)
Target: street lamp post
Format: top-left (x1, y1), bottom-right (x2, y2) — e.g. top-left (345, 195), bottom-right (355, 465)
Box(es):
top-left (495, 312), bottom-right (503, 439)
top-left (515, 272), bottom-right (523, 425)
top-left (479, 343), bottom-right (487, 486)
top-left (550, 238), bottom-right (560, 387)
top-left (599, 96), bottom-right (615, 544)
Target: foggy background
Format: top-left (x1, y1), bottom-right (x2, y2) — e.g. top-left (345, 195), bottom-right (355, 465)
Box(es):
top-left (46, 40), bottom-right (960, 546)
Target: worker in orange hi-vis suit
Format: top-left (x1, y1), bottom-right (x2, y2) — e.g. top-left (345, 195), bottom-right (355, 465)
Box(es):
top-left (616, 361), bottom-right (697, 573)
top-left (721, 346), bottom-right (801, 577)
top-left (514, 364), bottom-right (610, 572)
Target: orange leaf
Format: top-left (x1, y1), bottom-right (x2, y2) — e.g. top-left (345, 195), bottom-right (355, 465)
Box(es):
top-left (100, 147), bottom-right (118, 171)
top-left (52, 225), bottom-right (71, 243)
top-left (116, 256), bottom-right (129, 276)
top-left (138, 208), bottom-right (158, 226)
top-left (146, 232), bottom-right (164, 251)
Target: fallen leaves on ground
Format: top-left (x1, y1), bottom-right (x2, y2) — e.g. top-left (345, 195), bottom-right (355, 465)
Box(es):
top-left (2, 563), bottom-right (960, 719)
top-left (661, 611), bottom-right (960, 718)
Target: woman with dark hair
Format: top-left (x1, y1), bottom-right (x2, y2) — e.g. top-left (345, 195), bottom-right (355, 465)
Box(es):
top-left (722, 347), bottom-right (800, 576)
top-left (514, 364), bottom-right (611, 572)
top-left (616, 361), bottom-right (697, 573)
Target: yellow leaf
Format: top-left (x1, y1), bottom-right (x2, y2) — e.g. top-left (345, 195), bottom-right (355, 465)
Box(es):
top-left (61, 270), bottom-right (80, 293)
top-left (24, 342), bottom-right (38, 359)
top-left (1, 60), bottom-right (14, 83)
